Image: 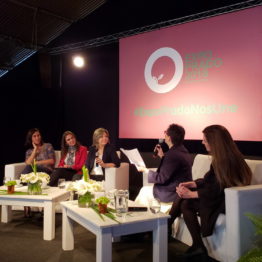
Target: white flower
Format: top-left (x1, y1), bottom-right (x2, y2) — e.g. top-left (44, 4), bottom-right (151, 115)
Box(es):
top-left (66, 179), bottom-right (104, 196)
top-left (20, 172), bottom-right (50, 184)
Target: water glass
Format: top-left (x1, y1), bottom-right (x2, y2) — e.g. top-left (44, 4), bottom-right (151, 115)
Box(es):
top-left (106, 189), bottom-right (117, 208)
top-left (115, 189), bottom-right (129, 217)
top-left (148, 198), bottom-right (161, 214)
top-left (58, 178), bottom-right (66, 189)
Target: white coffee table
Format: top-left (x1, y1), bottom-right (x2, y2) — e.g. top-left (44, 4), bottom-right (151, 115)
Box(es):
top-left (0, 186), bottom-right (70, 240)
top-left (61, 201), bottom-right (169, 262)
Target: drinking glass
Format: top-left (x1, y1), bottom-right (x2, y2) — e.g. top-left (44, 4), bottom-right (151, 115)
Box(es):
top-left (106, 189), bottom-right (117, 208)
top-left (148, 198), bottom-right (161, 214)
top-left (58, 178), bottom-right (66, 189)
top-left (115, 189), bottom-right (129, 217)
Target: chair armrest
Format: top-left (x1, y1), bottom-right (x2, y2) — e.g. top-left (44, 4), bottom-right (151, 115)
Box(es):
top-left (104, 162), bottom-right (129, 191)
top-left (225, 184), bottom-right (262, 262)
top-left (5, 162), bottom-right (26, 180)
top-left (143, 168), bottom-right (156, 186)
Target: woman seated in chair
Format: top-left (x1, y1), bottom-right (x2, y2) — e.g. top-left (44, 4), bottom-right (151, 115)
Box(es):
top-left (49, 131), bottom-right (88, 186)
top-left (83, 127), bottom-right (120, 181)
top-left (22, 128), bottom-right (56, 217)
top-left (168, 125), bottom-right (252, 258)
top-left (22, 128), bottom-right (55, 175)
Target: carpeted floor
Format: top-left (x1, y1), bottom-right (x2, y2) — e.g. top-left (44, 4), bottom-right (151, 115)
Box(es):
top-left (0, 210), bottom-right (218, 262)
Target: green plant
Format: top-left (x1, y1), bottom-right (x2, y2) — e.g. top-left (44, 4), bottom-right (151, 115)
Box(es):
top-left (96, 196), bottom-right (110, 205)
top-left (237, 213), bottom-right (262, 262)
top-left (5, 180), bottom-right (17, 186)
top-left (82, 165), bottom-right (89, 182)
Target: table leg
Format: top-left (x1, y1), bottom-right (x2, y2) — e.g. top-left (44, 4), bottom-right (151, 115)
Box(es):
top-left (62, 208), bottom-right (74, 250)
top-left (1, 205), bottom-right (12, 223)
top-left (153, 218), bottom-right (168, 262)
top-left (97, 229), bottom-right (112, 262)
top-left (43, 201), bottom-right (55, 240)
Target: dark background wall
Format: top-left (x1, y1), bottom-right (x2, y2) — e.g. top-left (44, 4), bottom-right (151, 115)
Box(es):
top-left (1, 0), bottom-right (262, 187)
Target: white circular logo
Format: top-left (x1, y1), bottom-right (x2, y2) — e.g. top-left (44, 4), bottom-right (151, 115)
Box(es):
top-left (144, 47), bottom-right (183, 93)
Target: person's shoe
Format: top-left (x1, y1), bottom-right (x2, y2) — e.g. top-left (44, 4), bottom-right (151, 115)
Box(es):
top-left (178, 245), bottom-right (208, 259)
top-left (185, 245), bottom-right (207, 256)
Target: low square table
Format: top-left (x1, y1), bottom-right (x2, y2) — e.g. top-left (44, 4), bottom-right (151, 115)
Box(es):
top-left (0, 186), bottom-right (70, 240)
top-left (61, 201), bottom-right (169, 262)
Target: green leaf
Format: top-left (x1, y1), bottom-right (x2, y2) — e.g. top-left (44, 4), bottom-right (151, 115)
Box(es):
top-left (82, 165), bottom-right (89, 182)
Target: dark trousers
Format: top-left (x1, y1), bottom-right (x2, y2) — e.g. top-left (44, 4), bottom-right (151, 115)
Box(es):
top-left (49, 168), bottom-right (76, 186)
top-left (21, 165), bottom-right (52, 175)
top-left (169, 197), bottom-right (205, 248)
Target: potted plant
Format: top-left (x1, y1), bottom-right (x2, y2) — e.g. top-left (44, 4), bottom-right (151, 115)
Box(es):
top-left (96, 196), bottom-right (110, 214)
top-left (237, 213), bottom-right (262, 262)
top-left (5, 180), bottom-right (17, 194)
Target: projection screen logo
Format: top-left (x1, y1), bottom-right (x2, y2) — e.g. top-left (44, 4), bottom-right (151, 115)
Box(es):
top-left (144, 47), bottom-right (183, 94)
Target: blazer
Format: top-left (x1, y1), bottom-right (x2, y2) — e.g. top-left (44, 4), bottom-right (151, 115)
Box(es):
top-left (86, 144), bottom-right (120, 174)
top-left (148, 144), bottom-right (192, 202)
top-left (58, 145), bottom-right (88, 174)
top-left (196, 165), bottom-right (225, 237)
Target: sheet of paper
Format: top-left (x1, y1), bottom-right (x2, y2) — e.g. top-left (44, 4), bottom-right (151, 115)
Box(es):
top-left (120, 148), bottom-right (146, 170)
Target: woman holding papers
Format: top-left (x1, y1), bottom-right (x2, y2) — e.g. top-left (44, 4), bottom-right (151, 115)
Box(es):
top-left (168, 125), bottom-right (252, 258)
top-left (138, 123), bottom-right (192, 203)
top-left (85, 128), bottom-right (120, 181)
top-left (49, 131), bottom-right (88, 186)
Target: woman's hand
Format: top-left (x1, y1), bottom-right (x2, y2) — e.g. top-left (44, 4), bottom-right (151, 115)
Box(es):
top-left (137, 166), bottom-right (148, 173)
top-left (154, 144), bottom-right (164, 158)
top-left (96, 157), bottom-right (105, 168)
top-left (176, 185), bottom-right (198, 199)
top-left (179, 181), bottom-right (197, 189)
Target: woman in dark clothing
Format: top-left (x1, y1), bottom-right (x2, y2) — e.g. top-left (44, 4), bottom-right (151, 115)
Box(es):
top-left (168, 125), bottom-right (252, 257)
top-left (85, 128), bottom-right (120, 181)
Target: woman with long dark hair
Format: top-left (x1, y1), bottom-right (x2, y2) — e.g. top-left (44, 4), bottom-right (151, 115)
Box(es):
top-left (22, 128), bottom-right (55, 175)
top-left (49, 131), bottom-right (87, 186)
top-left (168, 125), bottom-right (252, 258)
top-left (22, 128), bottom-right (55, 217)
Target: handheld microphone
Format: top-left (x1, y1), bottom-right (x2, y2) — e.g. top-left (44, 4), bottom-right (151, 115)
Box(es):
top-left (153, 139), bottom-right (164, 157)
top-left (95, 151), bottom-right (99, 167)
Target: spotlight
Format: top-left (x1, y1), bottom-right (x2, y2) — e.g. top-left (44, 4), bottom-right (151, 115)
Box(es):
top-left (73, 56), bottom-right (85, 68)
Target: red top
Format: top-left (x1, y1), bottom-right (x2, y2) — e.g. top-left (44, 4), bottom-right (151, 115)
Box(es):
top-left (58, 145), bottom-right (88, 174)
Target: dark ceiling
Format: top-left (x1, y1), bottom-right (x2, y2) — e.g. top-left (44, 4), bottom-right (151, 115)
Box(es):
top-left (0, 0), bottom-right (106, 77)
top-left (0, 0), bottom-right (261, 78)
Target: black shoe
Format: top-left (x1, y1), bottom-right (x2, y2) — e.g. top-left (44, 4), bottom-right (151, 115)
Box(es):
top-left (178, 245), bottom-right (208, 259)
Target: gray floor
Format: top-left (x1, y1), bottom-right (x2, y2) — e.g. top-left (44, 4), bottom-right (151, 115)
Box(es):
top-left (0, 210), bottom-right (217, 262)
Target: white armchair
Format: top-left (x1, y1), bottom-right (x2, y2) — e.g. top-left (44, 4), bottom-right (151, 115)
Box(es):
top-left (135, 154), bottom-right (262, 262)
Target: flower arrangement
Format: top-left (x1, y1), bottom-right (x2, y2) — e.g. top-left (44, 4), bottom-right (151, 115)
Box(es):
top-left (20, 172), bottom-right (50, 184)
top-left (20, 159), bottom-right (50, 195)
top-left (66, 166), bottom-right (119, 222)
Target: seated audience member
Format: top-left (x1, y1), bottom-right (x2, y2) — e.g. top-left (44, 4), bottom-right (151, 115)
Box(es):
top-left (49, 131), bottom-right (87, 186)
top-left (22, 128), bottom-right (55, 217)
top-left (138, 123), bottom-right (192, 203)
top-left (85, 128), bottom-right (120, 181)
top-left (168, 125), bottom-right (252, 258)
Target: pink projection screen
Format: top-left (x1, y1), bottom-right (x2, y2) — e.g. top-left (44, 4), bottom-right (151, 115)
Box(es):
top-left (119, 6), bottom-right (262, 141)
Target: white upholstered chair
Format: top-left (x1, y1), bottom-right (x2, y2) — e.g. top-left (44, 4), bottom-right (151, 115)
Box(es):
top-left (135, 154), bottom-right (262, 262)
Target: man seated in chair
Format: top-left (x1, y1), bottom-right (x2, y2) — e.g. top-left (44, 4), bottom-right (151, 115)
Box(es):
top-left (137, 123), bottom-right (192, 208)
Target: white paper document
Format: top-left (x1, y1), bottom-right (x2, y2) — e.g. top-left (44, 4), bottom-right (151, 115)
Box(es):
top-left (120, 148), bottom-right (146, 170)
